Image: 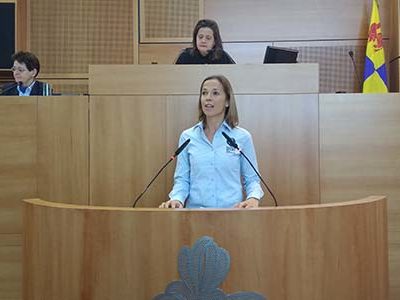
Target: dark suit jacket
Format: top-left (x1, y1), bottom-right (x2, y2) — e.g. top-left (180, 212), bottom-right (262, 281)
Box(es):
top-left (0, 81), bottom-right (45, 96)
top-left (175, 48), bottom-right (235, 64)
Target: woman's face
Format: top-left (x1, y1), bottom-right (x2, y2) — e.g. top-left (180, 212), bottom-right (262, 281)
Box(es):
top-left (12, 61), bottom-right (36, 87)
top-left (200, 79), bottom-right (228, 121)
top-left (196, 27), bottom-right (215, 56)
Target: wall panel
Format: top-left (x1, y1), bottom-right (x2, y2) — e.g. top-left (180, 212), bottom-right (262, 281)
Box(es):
top-left (90, 96), bottom-right (167, 207)
top-left (165, 96), bottom-right (198, 194)
top-left (320, 93), bottom-right (400, 300)
top-left (37, 96), bottom-right (89, 204)
top-left (0, 98), bottom-right (37, 234)
top-left (0, 245), bottom-right (21, 300)
top-left (29, 0), bottom-right (134, 73)
top-left (238, 94), bottom-right (319, 205)
top-left (140, 0), bottom-right (202, 42)
top-left (0, 97), bottom-right (36, 300)
top-left (204, 0), bottom-right (391, 41)
top-left (90, 93), bottom-right (319, 208)
top-left (139, 43), bottom-right (191, 64)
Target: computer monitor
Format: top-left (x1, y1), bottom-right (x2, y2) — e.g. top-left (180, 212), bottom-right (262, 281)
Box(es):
top-left (263, 46), bottom-right (298, 64)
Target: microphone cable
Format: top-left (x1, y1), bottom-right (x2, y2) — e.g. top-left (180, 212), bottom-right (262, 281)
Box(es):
top-left (222, 132), bottom-right (278, 207)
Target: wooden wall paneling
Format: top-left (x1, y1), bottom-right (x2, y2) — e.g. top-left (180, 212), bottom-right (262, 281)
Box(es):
top-left (44, 79), bottom-right (88, 95)
top-left (320, 93), bottom-right (400, 204)
top-left (204, 0), bottom-right (391, 41)
top-left (29, 0), bottom-right (134, 74)
top-left (139, 0), bottom-right (203, 42)
top-left (37, 73), bottom-right (89, 95)
top-left (16, 0), bottom-right (27, 50)
top-left (0, 97), bottom-right (37, 233)
top-left (0, 97), bottom-right (36, 300)
top-left (90, 93), bottom-right (319, 208)
top-left (89, 96), bottom-right (167, 207)
top-left (319, 93), bottom-right (400, 300)
top-left (238, 94), bottom-right (320, 206)
top-left (133, 0), bottom-right (139, 64)
top-left (139, 43), bottom-right (191, 64)
top-left (37, 96), bottom-right (89, 204)
top-left (165, 95), bottom-right (199, 197)
top-left (23, 200), bottom-right (85, 299)
top-left (0, 244), bottom-right (21, 300)
top-left (89, 64), bottom-right (319, 95)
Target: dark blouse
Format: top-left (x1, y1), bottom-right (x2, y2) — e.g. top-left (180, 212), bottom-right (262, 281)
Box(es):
top-left (175, 48), bottom-right (235, 64)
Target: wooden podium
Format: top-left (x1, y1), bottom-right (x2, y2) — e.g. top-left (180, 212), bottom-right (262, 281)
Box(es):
top-left (23, 196), bottom-right (388, 300)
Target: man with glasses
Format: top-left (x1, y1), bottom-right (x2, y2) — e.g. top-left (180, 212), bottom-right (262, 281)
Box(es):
top-left (1, 51), bottom-right (49, 96)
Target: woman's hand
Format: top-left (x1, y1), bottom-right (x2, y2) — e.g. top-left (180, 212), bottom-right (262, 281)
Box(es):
top-left (234, 198), bottom-right (259, 209)
top-left (159, 200), bottom-right (184, 208)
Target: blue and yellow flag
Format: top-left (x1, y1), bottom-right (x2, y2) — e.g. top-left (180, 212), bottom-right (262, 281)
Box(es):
top-left (363, 0), bottom-right (388, 93)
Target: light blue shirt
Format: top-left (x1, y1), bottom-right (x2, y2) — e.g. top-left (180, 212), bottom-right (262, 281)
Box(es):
top-left (17, 81), bottom-right (36, 96)
top-left (169, 121), bottom-right (264, 208)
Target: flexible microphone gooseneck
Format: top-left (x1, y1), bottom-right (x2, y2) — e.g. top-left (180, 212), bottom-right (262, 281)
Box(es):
top-left (132, 138), bottom-right (190, 208)
top-left (348, 51), bottom-right (363, 91)
top-left (389, 55), bottom-right (400, 64)
top-left (0, 82), bottom-right (20, 95)
top-left (222, 132), bottom-right (278, 207)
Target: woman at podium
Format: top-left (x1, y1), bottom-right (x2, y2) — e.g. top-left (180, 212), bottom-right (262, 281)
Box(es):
top-left (175, 19), bottom-right (235, 64)
top-left (0, 51), bottom-right (49, 96)
top-left (160, 75), bottom-right (263, 209)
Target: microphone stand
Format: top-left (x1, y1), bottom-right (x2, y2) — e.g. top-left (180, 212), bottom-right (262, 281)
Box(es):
top-left (132, 157), bottom-right (174, 208)
top-left (348, 51), bottom-right (362, 92)
top-left (237, 149), bottom-right (278, 207)
top-left (132, 138), bottom-right (190, 208)
top-left (222, 132), bottom-right (278, 207)
top-left (0, 82), bottom-right (18, 95)
top-left (389, 55), bottom-right (400, 64)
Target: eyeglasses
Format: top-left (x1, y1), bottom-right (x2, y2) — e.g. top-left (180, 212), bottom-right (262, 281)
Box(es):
top-left (11, 67), bottom-right (28, 73)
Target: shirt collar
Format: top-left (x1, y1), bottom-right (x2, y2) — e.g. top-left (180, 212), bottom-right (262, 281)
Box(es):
top-left (195, 120), bottom-right (232, 132)
top-left (17, 81), bottom-right (36, 96)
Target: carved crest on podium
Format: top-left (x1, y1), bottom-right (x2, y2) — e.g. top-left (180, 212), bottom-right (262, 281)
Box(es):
top-left (154, 236), bottom-right (265, 300)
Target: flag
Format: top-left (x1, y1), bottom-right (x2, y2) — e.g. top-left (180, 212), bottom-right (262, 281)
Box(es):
top-left (362, 0), bottom-right (388, 93)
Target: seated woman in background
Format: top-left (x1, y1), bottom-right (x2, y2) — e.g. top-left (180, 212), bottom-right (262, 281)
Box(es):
top-left (159, 75), bottom-right (263, 209)
top-left (1, 51), bottom-right (48, 96)
top-left (175, 19), bottom-right (235, 64)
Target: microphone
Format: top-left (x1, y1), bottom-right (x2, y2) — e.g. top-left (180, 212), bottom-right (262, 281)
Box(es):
top-left (0, 82), bottom-right (20, 95)
top-left (132, 138), bottom-right (190, 208)
top-left (222, 131), bottom-right (239, 149)
top-left (222, 132), bottom-right (278, 207)
top-left (173, 138), bottom-right (190, 157)
top-left (348, 51), bottom-right (362, 91)
top-left (389, 55), bottom-right (400, 64)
